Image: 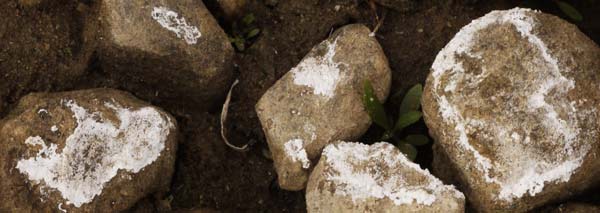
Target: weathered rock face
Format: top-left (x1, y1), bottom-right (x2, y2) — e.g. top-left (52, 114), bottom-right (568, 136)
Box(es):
top-left (422, 8), bottom-right (600, 212)
top-left (92, 0), bottom-right (234, 110)
top-left (255, 24), bottom-right (392, 191)
top-left (306, 142), bottom-right (465, 213)
top-left (0, 89), bottom-right (178, 212)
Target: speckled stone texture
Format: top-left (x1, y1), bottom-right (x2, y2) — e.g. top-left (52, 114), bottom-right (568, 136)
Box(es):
top-left (422, 8), bottom-right (600, 212)
top-left (256, 24), bottom-right (392, 191)
top-left (0, 89), bottom-right (178, 212)
top-left (91, 0), bottom-right (234, 110)
top-left (306, 142), bottom-right (465, 213)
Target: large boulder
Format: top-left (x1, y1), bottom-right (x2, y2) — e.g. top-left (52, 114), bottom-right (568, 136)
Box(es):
top-left (306, 142), bottom-right (465, 213)
top-left (255, 24), bottom-right (392, 190)
top-left (0, 0), bottom-right (95, 115)
top-left (91, 0), bottom-right (234, 110)
top-left (422, 8), bottom-right (600, 212)
top-left (0, 89), bottom-right (178, 212)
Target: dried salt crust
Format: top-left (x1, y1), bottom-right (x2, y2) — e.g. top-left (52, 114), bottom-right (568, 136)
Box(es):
top-left (151, 6), bottom-right (201, 45)
top-left (292, 38), bottom-right (343, 99)
top-left (430, 8), bottom-right (593, 201)
top-left (322, 142), bottom-right (464, 206)
top-left (16, 100), bottom-right (174, 208)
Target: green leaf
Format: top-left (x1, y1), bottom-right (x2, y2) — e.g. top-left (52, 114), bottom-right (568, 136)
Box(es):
top-left (242, 14), bottom-right (256, 25)
top-left (399, 84), bottom-right (423, 115)
top-left (393, 110), bottom-right (422, 132)
top-left (363, 80), bottom-right (391, 131)
top-left (398, 142), bottom-right (417, 161)
top-left (405, 134), bottom-right (429, 146)
top-left (246, 28), bottom-right (261, 38)
top-left (556, 1), bottom-right (583, 21)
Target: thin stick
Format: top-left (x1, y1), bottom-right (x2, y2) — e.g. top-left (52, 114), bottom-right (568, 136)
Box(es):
top-left (371, 8), bottom-right (387, 36)
top-left (220, 79), bottom-right (249, 152)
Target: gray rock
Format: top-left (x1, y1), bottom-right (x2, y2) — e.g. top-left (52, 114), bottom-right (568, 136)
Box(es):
top-left (422, 8), bottom-right (600, 212)
top-left (256, 24), bottom-right (392, 191)
top-left (92, 0), bottom-right (234, 110)
top-left (0, 89), bottom-right (178, 212)
top-left (306, 142), bottom-right (465, 213)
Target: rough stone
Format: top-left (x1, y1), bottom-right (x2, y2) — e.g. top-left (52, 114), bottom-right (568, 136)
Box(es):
top-left (0, 89), bottom-right (178, 212)
top-left (422, 8), bottom-right (600, 212)
top-left (92, 0), bottom-right (234, 110)
top-left (255, 24), bottom-right (392, 191)
top-left (306, 142), bottom-right (465, 213)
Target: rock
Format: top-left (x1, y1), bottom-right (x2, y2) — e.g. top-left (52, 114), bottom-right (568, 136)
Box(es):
top-left (550, 202), bottom-right (600, 213)
top-left (0, 0), bottom-right (95, 115)
top-left (422, 8), bottom-right (600, 212)
top-left (255, 24), bottom-right (392, 190)
top-left (306, 142), bottom-right (465, 213)
top-left (0, 89), bottom-right (178, 212)
top-left (92, 0), bottom-right (234, 110)
top-left (373, 0), bottom-right (415, 12)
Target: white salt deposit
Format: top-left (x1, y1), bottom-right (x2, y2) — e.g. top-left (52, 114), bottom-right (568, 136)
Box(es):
top-left (292, 39), bottom-right (342, 98)
top-left (284, 139), bottom-right (310, 169)
top-left (322, 142), bottom-right (464, 206)
top-left (16, 100), bottom-right (174, 207)
top-left (151, 6), bottom-right (201, 45)
top-left (430, 8), bottom-right (591, 201)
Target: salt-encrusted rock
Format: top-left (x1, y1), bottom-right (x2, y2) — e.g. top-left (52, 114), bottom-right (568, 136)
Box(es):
top-left (92, 0), bottom-right (234, 110)
top-left (422, 8), bottom-right (600, 212)
top-left (255, 24), bottom-right (392, 191)
top-left (306, 142), bottom-right (465, 213)
top-left (0, 89), bottom-right (178, 212)
top-left (373, 0), bottom-right (415, 12)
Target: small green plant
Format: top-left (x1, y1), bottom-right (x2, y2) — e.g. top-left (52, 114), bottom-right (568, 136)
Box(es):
top-left (229, 14), bottom-right (261, 51)
top-left (362, 80), bottom-right (429, 161)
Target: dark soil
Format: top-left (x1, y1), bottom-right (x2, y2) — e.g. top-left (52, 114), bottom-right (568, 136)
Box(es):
top-left (1, 0), bottom-right (599, 212)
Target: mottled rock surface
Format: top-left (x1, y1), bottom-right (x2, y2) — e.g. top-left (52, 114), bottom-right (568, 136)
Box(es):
top-left (256, 24), bottom-right (392, 190)
top-left (422, 8), bottom-right (600, 212)
top-left (92, 0), bottom-right (234, 110)
top-left (306, 142), bottom-right (465, 213)
top-left (0, 89), bottom-right (178, 212)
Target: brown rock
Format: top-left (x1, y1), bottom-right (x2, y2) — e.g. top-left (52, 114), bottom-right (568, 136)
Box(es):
top-left (255, 24), bottom-right (392, 191)
top-left (423, 8), bottom-right (600, 212)
top-left (306, 142), bottom-right (465, 213)
top-left (92, 0), bottom-right (234, 110)
top-left (0, 89), bottom-right (178, 212)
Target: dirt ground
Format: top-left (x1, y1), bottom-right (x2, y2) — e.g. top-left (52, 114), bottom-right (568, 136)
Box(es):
top-left (1, 0), bottom-right (599, 212)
